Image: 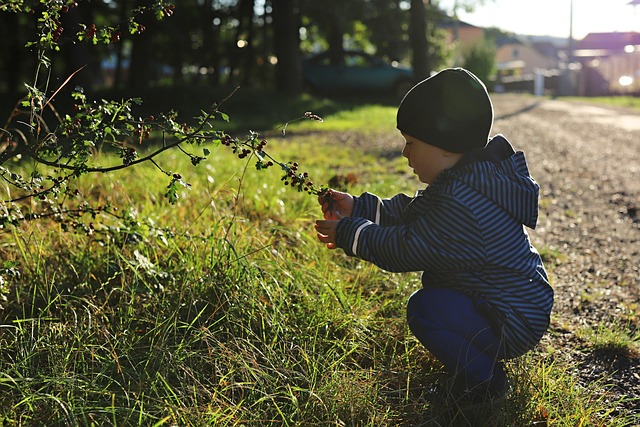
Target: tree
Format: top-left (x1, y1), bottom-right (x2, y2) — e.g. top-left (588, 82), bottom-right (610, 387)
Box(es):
top-left (461, 40), bottom-right (496, 86)
top-left (233, 0), bottom-right (257, 86)
top-left (0, 1), bottom-right (218, 229)
top-left (0, 1), bottom-right (332, 232)
top-left (58, 3), bottom-right (101, 91)
top-left (0, 8), bottom-right (36, 116)
top-left (129, 0), bottom-right (157, 91)
top-left (409, 0), bottom-right (430, 81)
top-left (272, 0), bottom-right (302, 95)
top-left (364, 0), bottom-right (410, 62)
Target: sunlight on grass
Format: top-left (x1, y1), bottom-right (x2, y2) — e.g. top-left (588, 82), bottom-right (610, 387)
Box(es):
top-left (287, 104), bottom-right (397, 134)
top-left (562, 96), bottom-right (640, 110)
top-left (1, 102), bottom-right (638, 426)
top-left (577, 321), bottom-right (640, 357)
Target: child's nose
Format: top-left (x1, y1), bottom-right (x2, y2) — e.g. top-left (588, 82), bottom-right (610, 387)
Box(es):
top-left (402, 145), bottom-right (409, 158)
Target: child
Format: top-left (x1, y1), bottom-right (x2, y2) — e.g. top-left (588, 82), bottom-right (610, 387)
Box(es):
top-left (315, 68), bottom-right (554, 400)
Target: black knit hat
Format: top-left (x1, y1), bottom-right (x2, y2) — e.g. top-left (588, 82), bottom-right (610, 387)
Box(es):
top-left (396, 68), bottom-right (494, 153)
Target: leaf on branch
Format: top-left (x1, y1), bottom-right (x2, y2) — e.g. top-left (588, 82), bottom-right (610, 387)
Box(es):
top-left (190, 156), bottom-right (205, 166)
top-left (165, 180), bottom-right (179, 204)
top-left (164, 174), bottom-right (190, 204)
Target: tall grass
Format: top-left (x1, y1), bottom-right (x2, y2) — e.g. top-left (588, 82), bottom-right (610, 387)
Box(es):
top-left (1, 105), bottom-right (637, 426)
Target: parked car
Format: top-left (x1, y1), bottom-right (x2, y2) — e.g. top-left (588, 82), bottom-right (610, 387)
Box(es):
top-left (302, 50), bottom-right (414, 97)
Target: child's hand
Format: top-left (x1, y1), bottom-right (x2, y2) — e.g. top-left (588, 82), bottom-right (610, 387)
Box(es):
top-left (315, 220), bottom-right (340, 249)
top-left (318, 189), bottom-right (354, 220)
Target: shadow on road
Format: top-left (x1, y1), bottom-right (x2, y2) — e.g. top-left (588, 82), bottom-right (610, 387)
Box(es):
top-left (495, 101), bottom-right (541, 121)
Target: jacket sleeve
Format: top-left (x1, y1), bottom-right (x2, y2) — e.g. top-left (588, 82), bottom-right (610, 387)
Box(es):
top-left (335, 197), bottom-right (487, 273)
top-left (352, 192), bottom-right (414, 226)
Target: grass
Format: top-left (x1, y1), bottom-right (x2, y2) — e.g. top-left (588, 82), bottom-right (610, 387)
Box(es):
top-left (1, 95), bottom-right (639, 426)
top-left (561, 95), bottom-right (640, 110)
top-left (577, 321), bottom-right (640, 357)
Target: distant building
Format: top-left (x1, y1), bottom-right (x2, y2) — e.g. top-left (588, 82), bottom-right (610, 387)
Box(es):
top-left (573, 32), bottom-right (640, 95)
top-left (491, 36), bottom-right (563, 95)
top-left (444, 20), bottom-right (486, 49)
top-left (440, 17), bottom-right (640, 96)
top-left (440, 18), bottom-right (486, 62)
top-left (491, 32), bottom-right (640, 96)
top-left (495, 38), bottom-right (559, 77)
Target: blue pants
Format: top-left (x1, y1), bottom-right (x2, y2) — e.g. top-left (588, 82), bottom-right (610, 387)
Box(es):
top-left (407, 287), bottom-right (508, 393)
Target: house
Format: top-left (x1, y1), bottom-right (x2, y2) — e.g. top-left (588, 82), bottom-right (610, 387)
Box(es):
top-left (492, 36), bottom-right (563, 94)
top-left (443, 20), bottom-right (486, 49)
top-left (440, 19), bottom-right (563, 94)
top-left (573, 32), bottom-right (640, 95)
top-left (495, 38), bottom-right (559, 77)
top-left (490, 32), bottom-right (640, 96)
top-left (440, 18), bottom-right (486, 61)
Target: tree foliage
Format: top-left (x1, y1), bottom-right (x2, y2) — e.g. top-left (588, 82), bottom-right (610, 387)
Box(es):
top-left (0, 1), bottom-right (326, 232)
top-left (0, 0), bottom-right (485, 231)
top-left (1, 1), bottom-right (465, 99)
top-left (461, 40), bottom-right (496, 87)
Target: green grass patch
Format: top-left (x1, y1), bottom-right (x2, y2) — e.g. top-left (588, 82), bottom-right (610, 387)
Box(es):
top-left (287, 104), bottom-right (398, 134)
top-left (577, 321), bottom-right (640, 357)
top-left (560, 95), bottom-right (640, 110)
top-left (1, 98), bottom-right (638, 426)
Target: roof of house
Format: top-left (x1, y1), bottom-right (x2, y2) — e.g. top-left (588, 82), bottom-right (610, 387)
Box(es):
top-left (438, 18), bottom-right (482, 30)
top-left (495, 35), bottom-right (526, 47)
top-left (577, 32), bottom-right (640, 51)
top-left (532, 41), bottom-right (562, 59)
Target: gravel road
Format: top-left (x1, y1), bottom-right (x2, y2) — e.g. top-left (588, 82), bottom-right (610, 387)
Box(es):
top-left (490, 94), bottom-right (640, 420)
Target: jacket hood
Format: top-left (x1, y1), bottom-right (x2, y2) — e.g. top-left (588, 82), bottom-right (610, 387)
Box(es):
top-left (447, 135), bottom-right (540, 228)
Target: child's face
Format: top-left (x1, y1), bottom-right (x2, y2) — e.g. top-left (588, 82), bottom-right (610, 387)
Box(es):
top-left (401, 133), bottom-right (463, 184)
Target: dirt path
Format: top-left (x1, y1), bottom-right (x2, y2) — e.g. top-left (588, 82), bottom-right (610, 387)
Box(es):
top-left (491, 94), bottom-right (640, 418)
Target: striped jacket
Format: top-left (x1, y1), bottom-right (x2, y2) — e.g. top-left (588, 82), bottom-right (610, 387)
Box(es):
top-left (335, 135), bottom-right (554, 358)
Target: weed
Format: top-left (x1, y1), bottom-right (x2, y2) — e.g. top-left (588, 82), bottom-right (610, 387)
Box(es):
top-left (577, 321), bottom-right (640, 358)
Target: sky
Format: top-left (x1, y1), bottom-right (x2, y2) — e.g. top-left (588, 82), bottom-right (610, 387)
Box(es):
top-left (438, 0), bottom-right (640, 39)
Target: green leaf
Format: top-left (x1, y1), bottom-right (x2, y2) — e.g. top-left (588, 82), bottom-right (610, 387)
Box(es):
top-left (164, 179), bottom-right (179, 204)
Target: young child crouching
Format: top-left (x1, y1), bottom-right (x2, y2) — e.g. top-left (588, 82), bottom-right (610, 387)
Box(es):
top-left (315, 68), bottom-right (554, 400)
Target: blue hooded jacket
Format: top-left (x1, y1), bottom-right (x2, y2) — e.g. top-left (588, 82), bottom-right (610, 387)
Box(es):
top-left (335, 135), bottom-right (554, 358)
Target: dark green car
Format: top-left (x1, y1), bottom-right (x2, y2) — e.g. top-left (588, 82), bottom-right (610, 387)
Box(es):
top-left (302, 50), bottom-right (414, 97)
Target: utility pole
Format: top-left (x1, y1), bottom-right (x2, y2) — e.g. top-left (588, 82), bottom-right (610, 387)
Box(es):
top-left (568, 0), bottom-right (574, 64)
top-left (560, 0), bottom-right (577, 96)
top-left (629, 0), bottom-right (640, 29)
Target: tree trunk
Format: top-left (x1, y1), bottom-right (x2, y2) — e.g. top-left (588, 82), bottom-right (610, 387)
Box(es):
top-left (327, 24), bottom-right (344, 54)
top-left (410, 0), bottom-right (430, 82)
top-left (60, 6), bottom-right (96, 91)
top-left (128, 0), bottom-right (156, 91)
top-left (240, 0), bottom-right (256, 86)
top-left (0, 13), bottom-right (24, 104)
top-left (272, 0), bottom-right (302, 95)
top-left (112, 0), bottom-right (129, 89)
top-left (259, 0), bottom-right (272, 85)
top-left (202, 0), bottom-right (221, 86)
